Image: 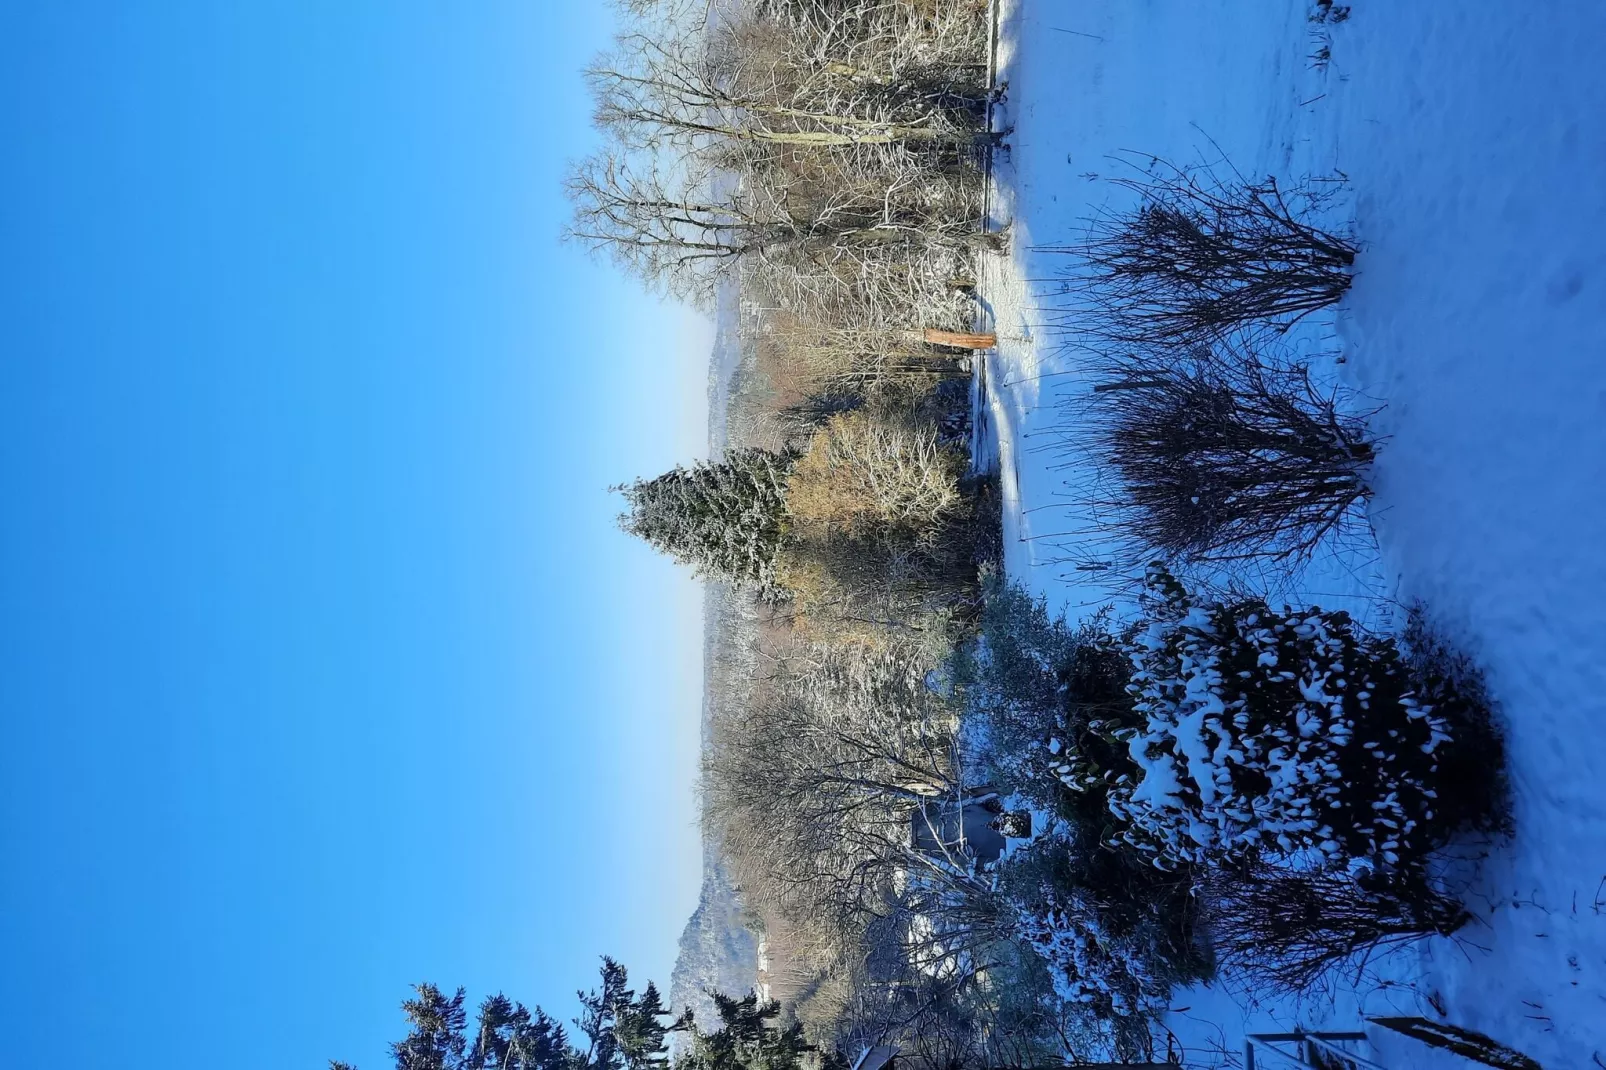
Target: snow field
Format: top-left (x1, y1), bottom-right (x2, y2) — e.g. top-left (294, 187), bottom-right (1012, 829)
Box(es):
top-left (980, 1), bottom-right (1606, 1064)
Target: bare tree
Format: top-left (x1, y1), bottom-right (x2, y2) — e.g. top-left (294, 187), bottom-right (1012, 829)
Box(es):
top-left (703, 630), bottom-right (997, 944)
top-left (566, 153), bottom-right (792, 302)
top-left (588, 25), bottom-right (988, 154)
top-left (569, 3), bottom-right (993, 308)
top-left (568, 145), bottom-right (990, 304)
top-left (786, 407), bottom-right (968, 544)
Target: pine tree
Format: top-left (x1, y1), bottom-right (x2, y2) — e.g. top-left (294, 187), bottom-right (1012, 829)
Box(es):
top-left (575, 957), bottom-right (631, 1070)
top-left (334, 963), bottom-right (814, 1070)
top-left (616, 448), bottom-right (795, 593)
top-left (393, 984), bottom-right (469, 1070)
top-left (465, 995), bottom-right (573, 1070)
top-left (676, 994), bottom-right (824, 1070)
top-left (615, 981), bottom-right (677, 1070)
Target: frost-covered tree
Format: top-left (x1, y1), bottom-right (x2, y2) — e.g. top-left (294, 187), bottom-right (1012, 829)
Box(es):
top-left (959, 580), bottom-right (1206, 1024)
top-left (1107, 565), bottom-right (1452, 872)
top-left (616, 447), bottom-right (795, 594)
top-left (785, 407), bottom-right (968, 544)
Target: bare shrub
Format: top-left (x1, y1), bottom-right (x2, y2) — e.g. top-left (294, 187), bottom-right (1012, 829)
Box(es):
top-left (1094, 341), bottom-right (1376, 564)
top-left (1203, 866), bottom-right (1468, 992)
top-left (1050, 156), bottom-right (1356, 344)
top-left (787, 407), bottom-right (968, 542)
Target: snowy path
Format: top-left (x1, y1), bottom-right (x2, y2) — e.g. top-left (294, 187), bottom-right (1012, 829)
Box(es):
top-left (982, 2), bottom-right (1606, 1064)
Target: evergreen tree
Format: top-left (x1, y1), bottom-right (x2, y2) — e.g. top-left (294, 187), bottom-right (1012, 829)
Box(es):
top-left (615, 981), bottom-right (677, 1070)
top-left (676, 994), bottom-right (823, 1070)
top-left (393, 984), bottom-right (469, 1070)
top-left (574, 957), bottom-right (630, 1070)
top-left (334, 963), bottom-right (821, 1070)
top-left (1107, 564), bottom-right (1452, 872)
top-left (335, 961), bottom-right (685, 1070)
top-left (616, 448), bottom-right (795, 593)
top-left (465, 995), bottom-right (573, 1070)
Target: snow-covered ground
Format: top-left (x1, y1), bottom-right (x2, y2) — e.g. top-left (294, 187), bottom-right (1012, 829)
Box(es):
top-left (980, 2), bottom-right (1606, 1065)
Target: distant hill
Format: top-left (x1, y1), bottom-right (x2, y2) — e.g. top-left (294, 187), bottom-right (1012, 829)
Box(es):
top-left (668, 838), bottom-right (759, 1027)
top-left (671, 286), bottom-right (763, 1026)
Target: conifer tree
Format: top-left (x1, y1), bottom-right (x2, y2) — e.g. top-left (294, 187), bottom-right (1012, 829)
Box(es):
top-left (615, 981), bottom-right (676, 1070)
top-left (616, 448), bottom-right (795, 593)
top-left (393, 984), bottom-right (469, 1070)
top-left (676, 994), bottom-right (826, 1070)
top-left (335, 960), bottom-right (693, 1070)
top-left (1107, 564), bottom-right (1452, 872)
top-left (465, 995), bottom-right (572, 1070)
top-left (575, 957), bottom-right (631, 1070)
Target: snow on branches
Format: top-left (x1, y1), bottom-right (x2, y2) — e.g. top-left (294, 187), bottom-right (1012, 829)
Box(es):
top-left (1108, 565), bottom-right (1452, 873)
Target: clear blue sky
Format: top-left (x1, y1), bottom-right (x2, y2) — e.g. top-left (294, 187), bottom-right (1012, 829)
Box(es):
top-left (0, 4), bottom-right (708, 1067)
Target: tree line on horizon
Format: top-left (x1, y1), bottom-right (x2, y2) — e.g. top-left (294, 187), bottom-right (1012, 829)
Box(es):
top-left (333, 958), bottom-right (833, 1070)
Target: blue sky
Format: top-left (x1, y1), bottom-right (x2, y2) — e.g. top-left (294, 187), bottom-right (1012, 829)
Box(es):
top-left (0, 4), bottom-right (708, 1067)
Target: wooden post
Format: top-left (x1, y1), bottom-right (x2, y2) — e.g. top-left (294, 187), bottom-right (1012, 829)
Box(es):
top-left (922, 328), bottom-right (997, 349)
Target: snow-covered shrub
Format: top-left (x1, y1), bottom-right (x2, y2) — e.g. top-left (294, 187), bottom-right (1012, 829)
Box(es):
top-left (1011, 894), bottom-right (1159, 1019)
top-left (1109, 565), bottom-right (1453, 873)
top-left (998, 838), bottom-right (1208, 1022)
